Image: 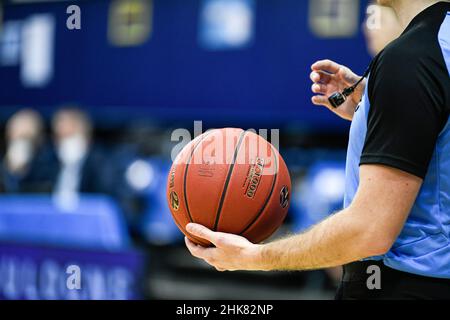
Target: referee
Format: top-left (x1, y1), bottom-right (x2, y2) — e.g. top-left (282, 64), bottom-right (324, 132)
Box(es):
top-left (185, 0), bottom-right (450, 299)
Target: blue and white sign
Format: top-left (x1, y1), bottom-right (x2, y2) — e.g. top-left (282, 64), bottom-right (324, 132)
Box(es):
top-left (199, 0), bottom-right (255, 50)
top-left (0, 243), bottom-right (144, 300)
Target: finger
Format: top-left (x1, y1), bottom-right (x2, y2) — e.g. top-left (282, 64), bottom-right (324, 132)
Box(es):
top-left (338, 67), bottom-right (361, 86)
top-left (310, 71), bottom-right (333, 84)
top-left (311, 59), bottom-right (341, 74)
top-left (185, 237), bottom-right (201, 257)
top-left (215, 266), bottom-right (226, 272)
top-left (311, 83), bottom-right (328, 95)
top-left (186, 223), bottom-right (220, 246)
top-left (185, 237), bottom-right (213, 260)
top-left (311, 95), bottom-right (331, 108)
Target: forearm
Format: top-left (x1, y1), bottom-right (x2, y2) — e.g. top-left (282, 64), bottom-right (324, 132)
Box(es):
top-left (185, 165), bottom-right (420, 273)
top-left (258, 208), bottom-right (374, 271)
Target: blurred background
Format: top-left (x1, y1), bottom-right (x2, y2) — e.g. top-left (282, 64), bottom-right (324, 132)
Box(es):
top-left (0, 0), bottom-right (402, 300)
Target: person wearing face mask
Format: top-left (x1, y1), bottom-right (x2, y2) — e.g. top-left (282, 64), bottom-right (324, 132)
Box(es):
top-left (52, 108), bottom-right (108, 199)
top-left (1, 109), bottom-right (56, 193)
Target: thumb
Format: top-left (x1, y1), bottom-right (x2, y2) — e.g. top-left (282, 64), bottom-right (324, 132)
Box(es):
top-left (338, 67), bottom-right (360, 86)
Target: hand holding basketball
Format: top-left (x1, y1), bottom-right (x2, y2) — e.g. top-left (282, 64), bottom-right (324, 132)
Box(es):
top-left (167, 128), bottom-right (291, 247)
top-left (184, 223), bottom-right (265, 272)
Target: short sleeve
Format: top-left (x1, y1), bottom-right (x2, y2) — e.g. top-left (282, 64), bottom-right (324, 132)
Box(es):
top-left (360, 49), bottom-right (448, 179)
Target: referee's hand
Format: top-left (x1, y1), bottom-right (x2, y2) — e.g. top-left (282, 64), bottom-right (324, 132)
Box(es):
top-left (310, 59), bottom-right (365, 121)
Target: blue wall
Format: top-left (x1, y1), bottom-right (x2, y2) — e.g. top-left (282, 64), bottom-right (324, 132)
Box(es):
top-left (0, 0), bottom-right (371, 130)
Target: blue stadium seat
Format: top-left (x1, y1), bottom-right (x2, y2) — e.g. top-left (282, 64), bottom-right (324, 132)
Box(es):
top-left (0, 195), bottom-right (130, 250)
top-left (137, 157), bottom-right (183, 245)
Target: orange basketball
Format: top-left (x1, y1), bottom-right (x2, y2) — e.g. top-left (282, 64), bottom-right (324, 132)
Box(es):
top-left (167, 128), bottom-right (291, 246)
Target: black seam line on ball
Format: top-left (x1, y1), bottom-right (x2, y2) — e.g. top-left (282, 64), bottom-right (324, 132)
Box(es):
top-left (239, 144), bottom-right (279, 236)
top-left (213, 130), bottom-right (247, 232)
top-left (184, 130), bottom-right (214, 223)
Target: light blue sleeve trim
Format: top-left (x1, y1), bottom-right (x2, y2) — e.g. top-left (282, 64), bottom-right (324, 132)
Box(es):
top-left (438, 13), bottom-right (450, 77)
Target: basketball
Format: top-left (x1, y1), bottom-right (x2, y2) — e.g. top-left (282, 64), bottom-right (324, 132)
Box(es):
top-left (167, 128), bottom-right (291, 246)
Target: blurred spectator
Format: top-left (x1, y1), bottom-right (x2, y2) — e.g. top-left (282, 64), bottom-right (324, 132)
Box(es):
top-left (0, 109), bottom-right (55, 193)
top-left (52, 108), bottom-right (108, 198)
top-left (364, 3), bottom-right (403, 56)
